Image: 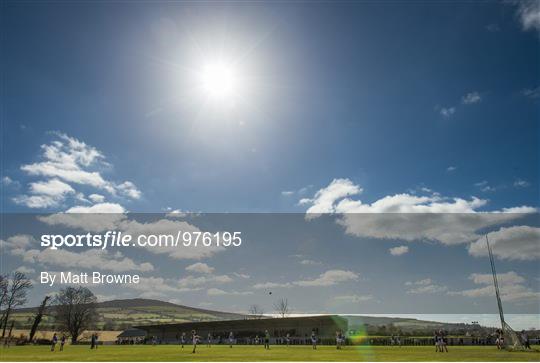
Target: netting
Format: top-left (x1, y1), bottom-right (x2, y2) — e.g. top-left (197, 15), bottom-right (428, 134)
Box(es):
top-left (502, 321), bottom-right (525, 351)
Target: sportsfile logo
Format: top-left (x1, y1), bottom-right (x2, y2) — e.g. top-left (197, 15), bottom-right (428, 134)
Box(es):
top-left (40, 231), bottom-right (243, 250)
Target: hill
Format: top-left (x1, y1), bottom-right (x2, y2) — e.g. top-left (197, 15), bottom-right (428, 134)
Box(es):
top-left (9, 298), bottom-right (246, 331)
top-left (10, 299), bottom-right (489, 335)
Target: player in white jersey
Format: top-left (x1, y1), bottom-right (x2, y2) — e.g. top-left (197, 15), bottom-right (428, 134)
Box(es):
top-left (191, 330), bottom-right (199, 354)
top-left (311, 330), bottom-right (317, 350)
top-left (228, 332), bottom-right (234, 348)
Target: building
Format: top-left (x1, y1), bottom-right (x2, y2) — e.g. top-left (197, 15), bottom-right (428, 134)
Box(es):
top-left (116, 328), bottom-right (147, 344)
top-left (136, 315), bottom-right (347, 345)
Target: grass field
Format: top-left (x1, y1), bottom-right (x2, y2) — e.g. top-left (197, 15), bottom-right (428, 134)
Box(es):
top-left (1, 345), bottom-right (539, 362)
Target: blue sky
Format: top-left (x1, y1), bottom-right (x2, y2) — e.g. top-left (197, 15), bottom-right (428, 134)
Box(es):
top-left (1, 1), bottom-right (539, 328)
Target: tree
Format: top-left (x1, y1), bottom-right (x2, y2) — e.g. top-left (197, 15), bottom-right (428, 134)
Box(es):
top-left (1, 272), bottom-right (32, 337)
top-left (273, 298), bottom-right (290, 318)
top-left (0, 275), bottom-right (8, 331)
top-left (54, 286), bottom-right (98, 344)
top-left (248, 304), bottom-right (264, 319)
top-left (28, 295), bottom-right (51, 342)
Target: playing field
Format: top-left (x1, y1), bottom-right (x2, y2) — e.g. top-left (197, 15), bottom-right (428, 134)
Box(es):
top-left (1, 345), bottom-right (539, 362)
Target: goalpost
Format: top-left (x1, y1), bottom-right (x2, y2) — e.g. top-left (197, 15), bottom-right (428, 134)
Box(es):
top-left (485, 235), bottom-right (525, 351)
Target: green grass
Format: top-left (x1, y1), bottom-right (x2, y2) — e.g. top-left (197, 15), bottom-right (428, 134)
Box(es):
top-left (1, 345), bottom-right (539, 361)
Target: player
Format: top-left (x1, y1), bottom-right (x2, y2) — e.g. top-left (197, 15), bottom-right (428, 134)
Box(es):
top-left (191, 330), bottom-right (199, 354)
top-left (434, 331), bottom-right (440, 352)
top-left (228, 332), bottom-right (234, 348)
top-left (207, 333), bottom-right (213, 348)
top-left (286, 333), bottom-right (290, 347)
top-left (496, 329), bottom-right (504, 350)
top-left (255, 335), bottom-right (260, 345)
top-left (51, 333), bottom-right (58, 352)
top-left (440, 330), bottom-right (448, 352)
top-left (521, 330), bottom-right (531, 349)
top-left (60, 335), bottom-right (66, 351)
top-left (336, 330), bottom-right (343, 350)
top-left (180, 332), bottom-right (186, 348)
top-left (311, 330), bottom-right (317, 350)
top-left (264, 330), bottom-right (270, 350)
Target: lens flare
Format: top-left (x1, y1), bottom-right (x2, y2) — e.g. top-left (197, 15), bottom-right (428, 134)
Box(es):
top-left (334, 316), bottom-right (375, 360)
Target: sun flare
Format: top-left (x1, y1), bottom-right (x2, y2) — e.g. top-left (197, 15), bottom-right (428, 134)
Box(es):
top-left (198, 61), bottom-right (241, 102)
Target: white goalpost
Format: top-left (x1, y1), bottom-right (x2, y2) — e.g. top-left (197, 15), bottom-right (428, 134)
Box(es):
top-left (485, 234), bottom-right (525, 351)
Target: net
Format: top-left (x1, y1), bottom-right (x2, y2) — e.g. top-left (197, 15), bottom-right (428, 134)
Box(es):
top-left (502, 321), bottom-right (525, 351)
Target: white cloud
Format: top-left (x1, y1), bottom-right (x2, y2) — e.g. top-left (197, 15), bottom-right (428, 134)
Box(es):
top-left (185, 262), bottom-right (215, 274)
top-left (474, 180), bottom-right (499, 193)
top-left (282, 185), bottom-right (312, 197)
top-left (334, 294), bottom-right (373, 303)
top-left (253, 269), bottom-right (359, 289)
top-left (299, 259), bottom-right (322, 265)
top-left (405, 278), bottom-right (433, 286)
top-left (513, 179), bottom-right (531, 188)
top-left (304, 178), bottom-right (362, 216)
top-left (119, 218), bottom-right (225, 260)
top-left (448, 271), bottom-right (539, 302)
top-left (17, 132), bottom-right (141, 209)
top-left (165, 209), bottom-right (188, 218)
top-left (88, 193), bottom-right (105, 203)
top-left (469, 271), bottom-right (525, 285)
top-left (34, 210), bottom-right (225, 261)
top-left (513, 0), bottom-right (540, 32)
top-left (389, 245), bottom-right (409, 256)
top-left (233, 272), bottom-right (250, 279)
top-left (66, 202), bottom-right (126, 213)
top-left (295, 269), bottom-right (359, 287)
top-left (440, 107), bottom-right (456, 118)
top-left (2, 176), bottom-right (19, 187)
top-left (9, 246), bottom-right (153, 273)
top-left (468, 226), bottom-right (540, 261)
top-left (3, 234), bottom-right (153, 274)
top-left (302, 179), bottom-right (535, 247)
top-left (14, 266), bottom-right (35, 274)
top-left (407, 284), bottom-right (448, 294)
top-left (13, 194), bottom-right (60, 208)
top-left (522, 86), bottom-right (540, 99)
top-left (0, 234), bottom-right (36, 256)
top-left (446, 166), bottom-right (457, 172)
top-left (207, 288), bottom-right (252, 296)
top-left (253, 282), bottom-right (293, 289)
top-left (405, 279), bottom-right (447, 294)
top-left (29, 178), bottom-right (74, 197)
top-left (178, 274), bottom-right (233, 288)
top-left (126, 277), bottom-right (202, 299)
top-left (462, 92), bottom-right (482, 104)
top-left (116, 181), bottom-right (141, 199)
top-left (14, 179), bottom-right (77, 208)
top-left (37, 210), bottom-right (126, 233)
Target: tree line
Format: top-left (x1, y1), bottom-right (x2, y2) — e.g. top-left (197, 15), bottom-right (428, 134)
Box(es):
top-left (1, 272), bottom-right (98, 344)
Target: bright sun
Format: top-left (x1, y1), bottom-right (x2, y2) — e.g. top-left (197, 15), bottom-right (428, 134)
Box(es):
top-left (199, 61), bottom-right (241, 102)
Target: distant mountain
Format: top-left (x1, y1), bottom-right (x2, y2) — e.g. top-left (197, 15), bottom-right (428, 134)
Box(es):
top-left (11, 299), bottom-right (491, 335)
top-left (10, 298), bottom-right (246, 331)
